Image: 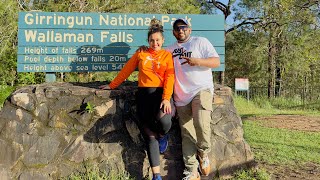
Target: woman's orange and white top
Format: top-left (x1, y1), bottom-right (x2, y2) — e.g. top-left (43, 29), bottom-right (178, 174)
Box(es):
top-left (109, 48), bottom-right (174, 100)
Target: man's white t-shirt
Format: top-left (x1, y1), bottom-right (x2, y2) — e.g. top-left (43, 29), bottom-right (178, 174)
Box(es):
top-left (166, 36), bottom-right (219, 106)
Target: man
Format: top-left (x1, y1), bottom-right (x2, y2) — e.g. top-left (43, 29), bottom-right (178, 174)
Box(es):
top-left (165, 18), bottom-right (220, 180)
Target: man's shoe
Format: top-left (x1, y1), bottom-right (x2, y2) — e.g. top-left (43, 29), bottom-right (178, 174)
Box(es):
top-left (158, 134), bottom-right (168, 154)
top-left (152, 174), bottom-right (162, 180)
top-left (198, 155), bottom-right (210, 176)
top-left (182, 170), bottom-right (200, 180)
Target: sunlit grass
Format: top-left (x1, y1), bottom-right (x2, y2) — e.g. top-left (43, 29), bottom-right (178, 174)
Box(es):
top-left (234, 96), bottom-right (320, 117)
top-left (243, 120), bottom-right (320, 165)
top-left (229, 168), bottom-right (270, 180)
top-left (63, 164), bottom-right (135, 180)
top-left (234, 96), bottom-right (320, 179)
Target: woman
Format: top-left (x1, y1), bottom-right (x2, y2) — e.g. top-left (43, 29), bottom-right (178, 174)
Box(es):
top-left (99, 18), bottom-right (174, 180)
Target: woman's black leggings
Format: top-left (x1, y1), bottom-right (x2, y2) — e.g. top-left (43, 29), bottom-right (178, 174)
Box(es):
top-left (136, 87), bottom-right (172, 167)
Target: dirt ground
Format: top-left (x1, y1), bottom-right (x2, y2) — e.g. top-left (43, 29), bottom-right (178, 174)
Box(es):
top-left (244, 115), bottom-right (320, 180)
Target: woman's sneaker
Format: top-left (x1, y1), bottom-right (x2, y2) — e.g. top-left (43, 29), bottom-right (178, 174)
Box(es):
top-left (158, 134), bottom-right (169, 154)
top-left (152, 174), bottom-right (162, 180)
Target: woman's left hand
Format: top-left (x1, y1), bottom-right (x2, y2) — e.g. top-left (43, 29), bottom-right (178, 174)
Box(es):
top-left (160, 99), bottom-right (171, 114)
top-left (99, 84), bottom-right (111, 90)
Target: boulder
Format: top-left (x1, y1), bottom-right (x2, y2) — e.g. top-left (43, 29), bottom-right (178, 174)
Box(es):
top-left (0, 82), bottom-right (254, 180)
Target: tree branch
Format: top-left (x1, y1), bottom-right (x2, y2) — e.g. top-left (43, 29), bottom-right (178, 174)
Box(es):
top-left (226, 19), bottom-right (262, 33)
top-left (296, 0), bottom-right (319, 9)
top-left (226, 16), bottom-right (283, 33)
top-left (208, 0), bottom-right (232, 18)
top-left (216, 1), bottom-right (227, 9)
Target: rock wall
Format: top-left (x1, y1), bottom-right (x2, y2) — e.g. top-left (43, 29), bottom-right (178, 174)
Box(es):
top-left (0, 82), bottom-right (254, 180)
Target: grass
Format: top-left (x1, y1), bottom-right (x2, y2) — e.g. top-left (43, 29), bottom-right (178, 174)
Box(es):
top-left (243, 121), bottom-right (320, 165)
top-left (234, 96), bottom-right (320, 117)
top-left (233, 96), bottom-right (320, 180)
top-left (66, 170), bottom-right (133, 180)
top-left (230, 168), bottom-right (270, 180)
top-left (63, 164), bottom-right (134, 180)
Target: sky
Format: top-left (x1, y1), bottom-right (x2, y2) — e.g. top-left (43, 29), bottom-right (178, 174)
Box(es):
top-left (215, 0), bottom-right (240, 28)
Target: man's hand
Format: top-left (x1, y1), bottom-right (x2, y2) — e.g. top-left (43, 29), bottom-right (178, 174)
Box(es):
top-left (99, 84), bottom-right (111, 90)
top-left (180, 56), bottom-right (199, 66)
top-left (136, 45), bottom-right (148, 52)
top-left (160, 99), bottom-right (172, 114)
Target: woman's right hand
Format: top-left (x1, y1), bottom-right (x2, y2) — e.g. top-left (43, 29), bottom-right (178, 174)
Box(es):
top-left (160, 99), bottom-right (171, 114)
top-left (99, 84), bottom-right (111, 90)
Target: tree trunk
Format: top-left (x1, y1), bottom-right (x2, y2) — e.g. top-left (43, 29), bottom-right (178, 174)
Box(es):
top-left (310, 64), bottom-right (314, 101)
top-left (275, 66), bottom-right (281, 97)
top-left (218, 71), bottom-right (225, 86)
top-left (267, 28), bottom-right (276, 98)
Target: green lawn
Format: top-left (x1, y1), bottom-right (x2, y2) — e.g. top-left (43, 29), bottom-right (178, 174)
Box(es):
top-left (231, 96), bottom-right (320, 180)
top-left (243, 120), bottom-right (320, 165)
top-left (234, 95), bottom-right (320, 117)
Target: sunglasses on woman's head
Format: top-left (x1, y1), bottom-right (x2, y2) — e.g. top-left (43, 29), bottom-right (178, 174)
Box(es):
top-left (173, 25), bottom-right (189, 31)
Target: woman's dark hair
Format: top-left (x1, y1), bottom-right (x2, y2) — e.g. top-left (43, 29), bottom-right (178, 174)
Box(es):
top-left (147, 18), bottom-right (164, 41)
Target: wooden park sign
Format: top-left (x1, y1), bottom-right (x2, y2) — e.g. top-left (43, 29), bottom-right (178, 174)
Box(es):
top-left (17, 12), bottom-right (225, 79)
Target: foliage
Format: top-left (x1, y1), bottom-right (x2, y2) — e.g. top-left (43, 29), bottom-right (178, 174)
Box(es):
top-left (0, 85), bottom-right (15, 108)
top-left (85, 102), bottom-right (94, 114)
top-left (225, 30), bottom-right (269, 87)
top-left (60, 72), bottom-right (138, 83)
top-left (17, 72), bottom-right (46, 84)
top-left (226, 0), bottom-right (320, 99)
top-left (0, 0), bottom-right (19, 86)
top-left (18, 0), bottom-right (202, 14)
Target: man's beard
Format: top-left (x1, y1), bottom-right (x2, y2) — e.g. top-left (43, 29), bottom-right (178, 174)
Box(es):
top-left (176, 34), bottom-right (189, 42)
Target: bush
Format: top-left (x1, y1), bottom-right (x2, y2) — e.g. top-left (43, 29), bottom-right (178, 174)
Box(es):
top-left (0, 85), bottom-right (15, 108)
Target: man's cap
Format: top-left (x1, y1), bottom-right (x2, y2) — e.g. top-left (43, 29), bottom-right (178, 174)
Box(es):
top-left (173, 18), bottom-right (189, 27)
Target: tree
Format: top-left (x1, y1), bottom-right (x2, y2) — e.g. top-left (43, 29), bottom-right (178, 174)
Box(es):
top-left (205, 0), bottom-right (237, 85)
top-left (0, 0), bottom-right (19, 86)
top-left (225, 0), bottom-right (320, 99)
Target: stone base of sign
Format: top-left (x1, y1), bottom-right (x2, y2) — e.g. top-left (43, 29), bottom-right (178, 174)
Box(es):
top-left (0, 82), bottom-right (254, 179)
